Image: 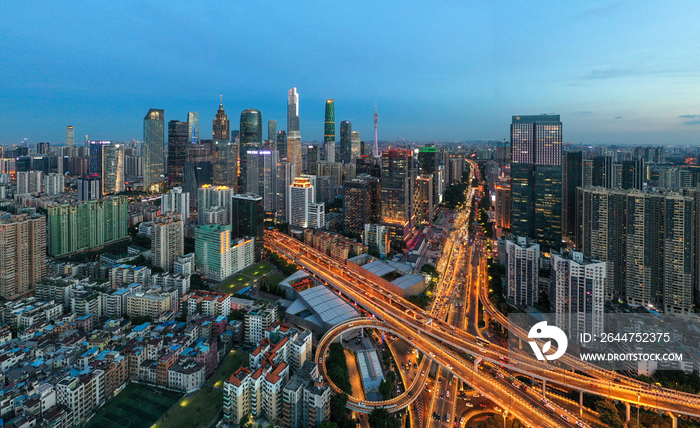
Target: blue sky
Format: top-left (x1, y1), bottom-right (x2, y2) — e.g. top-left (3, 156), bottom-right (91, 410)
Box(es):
top-left (1, 0), bottom-right (699, 145)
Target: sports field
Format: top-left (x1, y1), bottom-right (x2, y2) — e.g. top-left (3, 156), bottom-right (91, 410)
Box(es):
top-left (86, 383), bottom-right (181, 428)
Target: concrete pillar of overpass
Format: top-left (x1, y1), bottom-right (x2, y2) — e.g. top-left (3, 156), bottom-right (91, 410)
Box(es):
top-left (579, 390), bottom-right (583, 418)
top-left (541, 379), bottom-right (546, 396)
top-left (669, 412), bottom-right (677, 428)
top-left (625, 402), bottom-right (631, 422)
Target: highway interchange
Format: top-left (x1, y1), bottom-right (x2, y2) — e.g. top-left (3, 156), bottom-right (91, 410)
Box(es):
top-left (264, 159), bottom-right (700, 427)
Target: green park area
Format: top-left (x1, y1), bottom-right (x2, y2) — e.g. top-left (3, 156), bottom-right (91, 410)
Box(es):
top-left (216, 274), bottom-right (255, 295)
top-left (241, 261), bottom-right (274, 278)
top-left (86, 383), bottom-right (181, 428)
top-left (154, 350), bottom-right (248, 428)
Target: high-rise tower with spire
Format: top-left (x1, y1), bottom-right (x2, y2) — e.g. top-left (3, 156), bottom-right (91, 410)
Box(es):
top-left (287, 88), bottom-right (302, 177)
top-left (212, 95), bottom-right (230, 141)
top-left (374, 103), bottom-right (378, 157)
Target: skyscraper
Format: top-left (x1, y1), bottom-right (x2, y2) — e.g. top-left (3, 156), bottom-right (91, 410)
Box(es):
top-left (276, 131), bottom-right (287, 159)
top-left (187, 112), bottom-right (199, 144)
top-left (211, 140), bottom-right (238, 189)
top-left (373, 104), bottom-right (378, 157)
top-left (381, 149), bottom-right (413, 243)
top-left (144, 109), bottom-right (165, 193)
top-left (343, 174), bottom-right (381, 234)
top-left (167, 120), bottom-right (188, 184)
top-left (240, 109), bottom-right (263, 193)
top-left (562, 151), bottom-right (582, 238)
top-left (418, 145), bottom-right (440, 205)
top-left (307, 145), bottom-right (321, 175)
top-left (510, 114), bottom-right (562, 252)
top-left (89, 140), bottom-right (111, 176)
top-left (246, 148), bottom-right (278, 212)
top-left (288, 177), bottom-right (324, 229)
top-left (102, 143), bottom-right (124, 195)
top-left (267, 120), bottom-right (276, 143)
top-left (351, 131), bottom-right (361, 162)
top-left (66, 126), bottom-right (75, 147)
top-left (195, 223), bottom-right (233, 282)
top-left (339, 121), bottom-right (352, 164)
top-left (213, 96), bottom-right (230, 141)
top-left (287, 88), bottom-right (302, 177)
top-left (324, 99), bottom-right (335, 162)
top-left (0, 214), bottom-right (46, 300)
top-left (231, 194), bottom-right (264, 261)
top-left (161, 187), bottom-right (191, 220)
top-left (505, 236), bottom-right (541, 307)
top-left (414, 174), bottom-right (434, 224)
top-left (276, 162), bottom-right (293, 221)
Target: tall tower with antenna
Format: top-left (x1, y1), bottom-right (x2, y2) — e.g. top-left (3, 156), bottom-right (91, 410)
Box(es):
top-left (373, 103), bottom-right (378, 157)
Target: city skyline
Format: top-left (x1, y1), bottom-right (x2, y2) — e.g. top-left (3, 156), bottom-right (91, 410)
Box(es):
top-left (2, 2), bottom-right (700, 145)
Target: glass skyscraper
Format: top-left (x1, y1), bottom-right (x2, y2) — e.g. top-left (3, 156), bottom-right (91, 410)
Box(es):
top-left (340, 120), bottom-right (352, 164)
top-left (267, 120), bottom-right (276, 143)
top-left (168, 120), bottom-right (188, 184)
top-left (277, 130), bottom-right (287, 159)
top-left (231, 194), bottom-right (264, 261)
top-left (324, 99), bottom-right (335, 161)
top-left (144, 108), bottom-right (165, 193)
top-left (239, 109), bottom-right (263, 193)
top-left (381, 149), bottom-right (413, 244)
top-left (510, 114), bottom-right (562, 252)
top-left (187, 112), bottom-right (199, 144)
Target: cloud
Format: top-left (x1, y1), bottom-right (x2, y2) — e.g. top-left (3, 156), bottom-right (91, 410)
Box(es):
top-left (683, 120), bottom-right (700, 125)
top-left (615, 116), bottom-right (623, 119)
top-left (679, 115), bottom-right (700, 119)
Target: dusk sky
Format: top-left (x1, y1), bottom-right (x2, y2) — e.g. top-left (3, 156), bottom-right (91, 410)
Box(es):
top-left (2, 1), bottom-right (700, 145)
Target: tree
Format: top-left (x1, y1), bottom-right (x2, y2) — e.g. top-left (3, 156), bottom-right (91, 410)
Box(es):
top-left (596, 399), bottom-right (624, 428)
top-left (329, 393), bottom-right (352, 428)
top-left (368, 408), bottom-right (401, 428)
top-left (321, 421), bottom-right (339, 428)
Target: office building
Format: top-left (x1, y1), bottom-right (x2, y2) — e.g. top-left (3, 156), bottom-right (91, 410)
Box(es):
top-left (315, 175), bottom-right (335, 206)
top-left (495, 141), bottom-right (511, 168)
top-left (495, 180), bottom-right (511, 229)
top-left (343, 174), bottom-right (381, 234)
top-left (102, 143), bottom-right (125, 195)
top-left (510, 114), bottom-right (562, 252)
top-left (552, 251), bottom-right (606, 339)
top-left (161, 186), bottom-right (190, 219)
top-left (66, 126), bottom-right (75, 146)
top-left (505, 236), bottom-right (541, 307)
top-left (195, 223), bottom-right (233, 282)
top-left (562, 151), bottom-right (583, 238)
top-left (77, 176), bottom-right (101, 201)
top-left (152, 213), bottom-right (185, 272)
top-left (212, 140), bottom-right (238, 189)
top-left (144, 108), bottom-right (165, 193)
top-left (268, 120), bottom-right (277, 143)
top-left (240, 109), bottom-right (263, 192)
top-left (47, 196), bottom-right (129, 257)
top-left (276, 162), bottom-right (293, 221)
top-left (339, 120), bottom-right (351, 163)
top-left (381, 149), bottom-right (413, 243)
top-left (45, 172), bottom-right (65, 196)
top-left (324, 99), bottom-right (335, 162)
top-left (351, 131), bottom-right (361, 162)
top-left (188, 112), bottom-right (199, 144)
top-left (37, 142), bottom-right (50, 154)
top-left (0, 214), bottom-right (46, 300)
top-left (89, 140), bottom-right (111, 176)
top-left (289, 177), bottom-right (325, 229)
top-left (364, 223), bottom-right (390, 258)
top-left (246, 149), bottom-right (278, 211)
top-left (414, 174), bottom-right (434, 225)
top-left (213, 96), bottom-right (230, 141)
top-left (168, 120), bottom-right (189, 184)
top-left (287, 88), bottom-right (302, 177)
top-left (307, 145), bottom-right (321, 175)
top-left (277, 131), bottom-right (287, 159)
top-left (417, 145), bottom-right (441, 205)
top-left (231, 193), bottom-right (264, 261)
